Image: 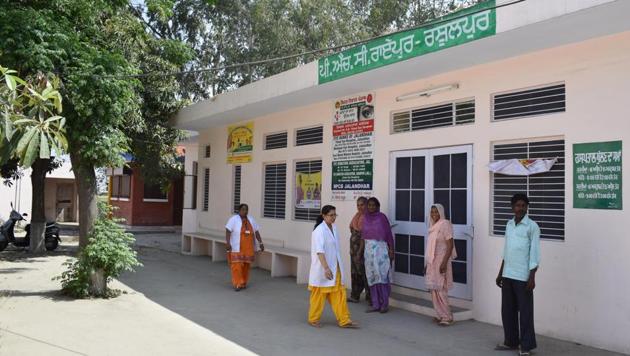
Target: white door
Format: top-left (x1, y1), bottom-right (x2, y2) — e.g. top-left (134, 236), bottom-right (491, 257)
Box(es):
top-left (389, 145), bottom-right (473, 300)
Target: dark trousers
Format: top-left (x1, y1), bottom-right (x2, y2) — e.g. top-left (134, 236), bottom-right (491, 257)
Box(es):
top-left (501, 277), bottom-right (537, 351)
top-left (350, 256), bottom-right (370, 302)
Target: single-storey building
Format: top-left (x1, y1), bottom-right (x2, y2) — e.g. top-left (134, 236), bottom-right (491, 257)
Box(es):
top-left (173, 0), bottom-right (630, 353)
top-left (0, 156), bottom-right (78, 223)
top-left (107, 152), bottom-right (185, 226)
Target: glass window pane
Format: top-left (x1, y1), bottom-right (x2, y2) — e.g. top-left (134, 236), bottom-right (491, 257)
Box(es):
top-left (411, 157), bottom-right (425, 189)
top-left (453, 261), bottom-right (467, 284)
top-left (433, 190), bottom-right (450, 220)
top-left (409, 235), bottom-right (424, 255)
top-left (395, 191), bottom-right (410, 221)
top-left (396, 157), bottom-right (411, 189)
top-left (451, 190), bottom-right (467, 225)
top-left (410, 190), bottom-right (425, 222)
top-left (433, 155), bottom-right (450, 188)
top-left (395, 234), bottom-right (409, 254)
top-left (451, 153), bottom-right (467, 188)
top-left (454, 239), bottom-right (467, 262)
top-left (395, 253), bottom-right (409, 273)
top-left (410, 256), bottom-right (425, 276)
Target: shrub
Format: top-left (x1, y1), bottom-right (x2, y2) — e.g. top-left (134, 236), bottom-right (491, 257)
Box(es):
top-left (55, 202), bottom-right (142, 298)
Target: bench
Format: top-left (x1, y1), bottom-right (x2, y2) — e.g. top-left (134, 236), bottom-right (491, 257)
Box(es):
top-left (181, 231), bottom-right (310, 284)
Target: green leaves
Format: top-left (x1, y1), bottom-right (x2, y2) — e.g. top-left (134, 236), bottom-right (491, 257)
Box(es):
top-left (0, 67), bottom-right (67, 168)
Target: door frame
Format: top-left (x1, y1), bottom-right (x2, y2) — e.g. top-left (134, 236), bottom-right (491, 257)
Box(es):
top-left (388, 144), bottom-right (474, 300)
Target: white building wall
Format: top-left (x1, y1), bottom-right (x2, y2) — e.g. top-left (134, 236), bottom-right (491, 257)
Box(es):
top-left (192, 32), bottom-right (630, 354)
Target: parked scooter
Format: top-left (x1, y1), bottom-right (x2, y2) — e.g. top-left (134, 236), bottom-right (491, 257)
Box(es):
top-left (0, 203), bottom-right (60, 252)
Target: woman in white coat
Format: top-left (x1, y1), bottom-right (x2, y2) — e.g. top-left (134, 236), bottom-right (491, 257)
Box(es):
top-left (307, 205), bottom-right (359, 329)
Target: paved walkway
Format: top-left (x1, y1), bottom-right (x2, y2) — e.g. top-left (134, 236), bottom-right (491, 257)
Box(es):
top-left (0, 234), bottom-right (624, 356)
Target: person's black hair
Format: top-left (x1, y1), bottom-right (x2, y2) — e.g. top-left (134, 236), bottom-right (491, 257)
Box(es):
top-left (510, 193), bottom-right (529, 206)
top-left (356, 196), bottom-right (368, 203)
top-left (314, 205), bottom-right (336, 230)
top-left (367, 197), bottom-right (380, 208)
top-left (238, 203), bottom-right (249, 211)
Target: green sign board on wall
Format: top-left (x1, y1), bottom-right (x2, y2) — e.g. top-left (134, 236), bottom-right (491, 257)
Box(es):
top-left (317, 1), bottom-right (497, 84)
top-left (573, 141), bottom-right (622, 209)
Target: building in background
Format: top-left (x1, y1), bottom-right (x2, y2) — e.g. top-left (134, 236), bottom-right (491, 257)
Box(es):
top-left (0, 156), bottom-right (78, 223)
top-left (107, 151), bottom-right (185, 226)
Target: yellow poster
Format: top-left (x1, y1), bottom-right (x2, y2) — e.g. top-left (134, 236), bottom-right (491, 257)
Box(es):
top-left (295, 171), bottom-right (322, 209)
top-left (227, 122), bottom-right (253, 164)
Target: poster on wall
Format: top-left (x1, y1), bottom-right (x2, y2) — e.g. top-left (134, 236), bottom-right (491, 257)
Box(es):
top-left (227, 122), bottom-right (253, 164)
top-left (295, 171), bottom-right (322, 209)
top-left (573, 140), bottom-right (622, 209)
top-left (331, 93), bottom-right (375, 201)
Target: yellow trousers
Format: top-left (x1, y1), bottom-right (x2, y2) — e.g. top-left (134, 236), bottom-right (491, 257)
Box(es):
top-left (308, 268), bottom-right (352, 326)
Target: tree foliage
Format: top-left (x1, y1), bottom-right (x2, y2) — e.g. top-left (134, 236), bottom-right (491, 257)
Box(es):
top-left (139, 0), bottom-right (480, 98)
top-left (0, 66), bottom-right (67, 168)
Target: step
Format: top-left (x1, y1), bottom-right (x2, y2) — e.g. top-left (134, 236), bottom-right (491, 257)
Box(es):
top-left (389, 292), bottom-right (473, 321)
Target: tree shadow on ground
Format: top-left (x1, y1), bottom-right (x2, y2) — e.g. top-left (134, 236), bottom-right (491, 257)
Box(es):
top-left (0, 289), bottom-right (73, 302)
top-left (0, 244), bottom-right (78, 263)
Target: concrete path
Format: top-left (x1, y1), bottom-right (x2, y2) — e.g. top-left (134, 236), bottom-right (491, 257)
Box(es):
top-left (0, 234), bottom-right (624, 356)
top-left (0, 243), bottom-right (253, 356)
top-left (121, 234), bottom-right (622, 356)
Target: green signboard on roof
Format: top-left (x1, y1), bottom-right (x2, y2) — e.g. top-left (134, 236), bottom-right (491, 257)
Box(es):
top-left (318, 1), bottom-right (497, 84)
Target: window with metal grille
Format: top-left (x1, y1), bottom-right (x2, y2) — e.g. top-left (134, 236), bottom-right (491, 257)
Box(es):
top-left (111, 175), bottom-right (131, 199)
top-left (232, 165), bottom-right (242, 213)
top-left (265, 132), bottom-right (288, 150)
top-left (204, 145), bottom-right (211, 158)
top-left (392, 98), bottom-right (475, 133)
top-left (202, 168), bottom-right (210, 211)
top-left (492, 139), bottom-right (565, 240)
top-left (492, 83), bottom-right (565, 121)
top-left (263, 163), bottom-right (286, 219)
top-left (184, 162), bottom-right (198, 209)
top-left (294, 160), bottom-right (322, 221)
top-left (295, 126), bottom-right (323, 146)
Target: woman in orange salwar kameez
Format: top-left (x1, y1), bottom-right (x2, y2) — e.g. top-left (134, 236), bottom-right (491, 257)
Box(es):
top-left (225, 204), bottom-right (265, 291)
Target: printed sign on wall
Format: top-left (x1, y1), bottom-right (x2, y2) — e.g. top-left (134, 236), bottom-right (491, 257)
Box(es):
top-left (227, 122), bottom-right (253, 164)
top-left (573, 140), bottom-right (622, 209)
top-left (295, 171), bottom-right (322, 209)
top-left (331, 93), bottom-right (375, 201)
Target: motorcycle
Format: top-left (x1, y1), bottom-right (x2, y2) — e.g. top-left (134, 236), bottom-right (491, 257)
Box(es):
top-left (0, 203), bottom-right (61, 252)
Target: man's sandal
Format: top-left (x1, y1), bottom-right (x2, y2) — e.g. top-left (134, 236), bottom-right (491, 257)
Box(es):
top-left (494, 344), bottom-right (518, 351)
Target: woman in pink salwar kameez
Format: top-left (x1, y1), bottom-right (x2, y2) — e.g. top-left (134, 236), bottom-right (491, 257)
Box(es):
top-left (425, 203), bottom-right (457, 326)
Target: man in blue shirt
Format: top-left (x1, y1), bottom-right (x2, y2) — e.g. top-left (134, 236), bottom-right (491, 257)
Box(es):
top-left (495, 193), bottom-right (540, 356)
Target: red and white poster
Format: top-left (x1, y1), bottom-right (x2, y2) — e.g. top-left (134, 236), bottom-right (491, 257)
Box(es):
top-left (331, 93), bottom-right (375, 201)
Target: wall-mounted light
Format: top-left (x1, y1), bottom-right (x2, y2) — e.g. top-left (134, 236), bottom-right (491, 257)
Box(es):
top-left (396, 83), bottom-right (460, 102)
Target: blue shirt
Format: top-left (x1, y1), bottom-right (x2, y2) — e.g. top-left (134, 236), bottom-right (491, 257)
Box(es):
top-left (502, 215), bottom-right (540, 282)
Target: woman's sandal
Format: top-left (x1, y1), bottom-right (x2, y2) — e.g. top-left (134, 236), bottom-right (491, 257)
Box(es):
top-left (308, 321), bottom-right (322, 328)
top-left (339, 321), bottom-right (360, 329)
top-left (439, 319), bottom-right (454, 326)
top-left (432, 317), bottom-right (441, 323)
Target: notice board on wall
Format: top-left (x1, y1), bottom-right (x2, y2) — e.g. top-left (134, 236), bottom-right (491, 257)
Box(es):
top-left (573, 140), bottom-right (622, 209)
top-left (331, 93), bottom-right (375, 201)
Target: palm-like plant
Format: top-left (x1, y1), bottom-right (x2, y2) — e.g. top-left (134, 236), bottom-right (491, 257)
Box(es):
top-left (1, 65), bottom-right (67, 252)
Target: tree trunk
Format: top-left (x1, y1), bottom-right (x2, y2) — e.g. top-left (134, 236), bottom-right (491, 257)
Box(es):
top-left (89, 268), bottom-right (107, 296)
top-left (29, 158), bottom-right (49, 253)
top-left (70, 152), bottom-right (98, 249)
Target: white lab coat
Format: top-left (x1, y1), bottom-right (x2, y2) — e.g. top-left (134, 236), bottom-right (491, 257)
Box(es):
top-left (225, 214), bottom-right (260, 253)
top-left (308, 222), bottom-right (345, 287)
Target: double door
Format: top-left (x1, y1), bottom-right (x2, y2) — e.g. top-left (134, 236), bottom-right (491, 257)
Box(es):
top-left (388, 145), bottom-right (473, 300)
